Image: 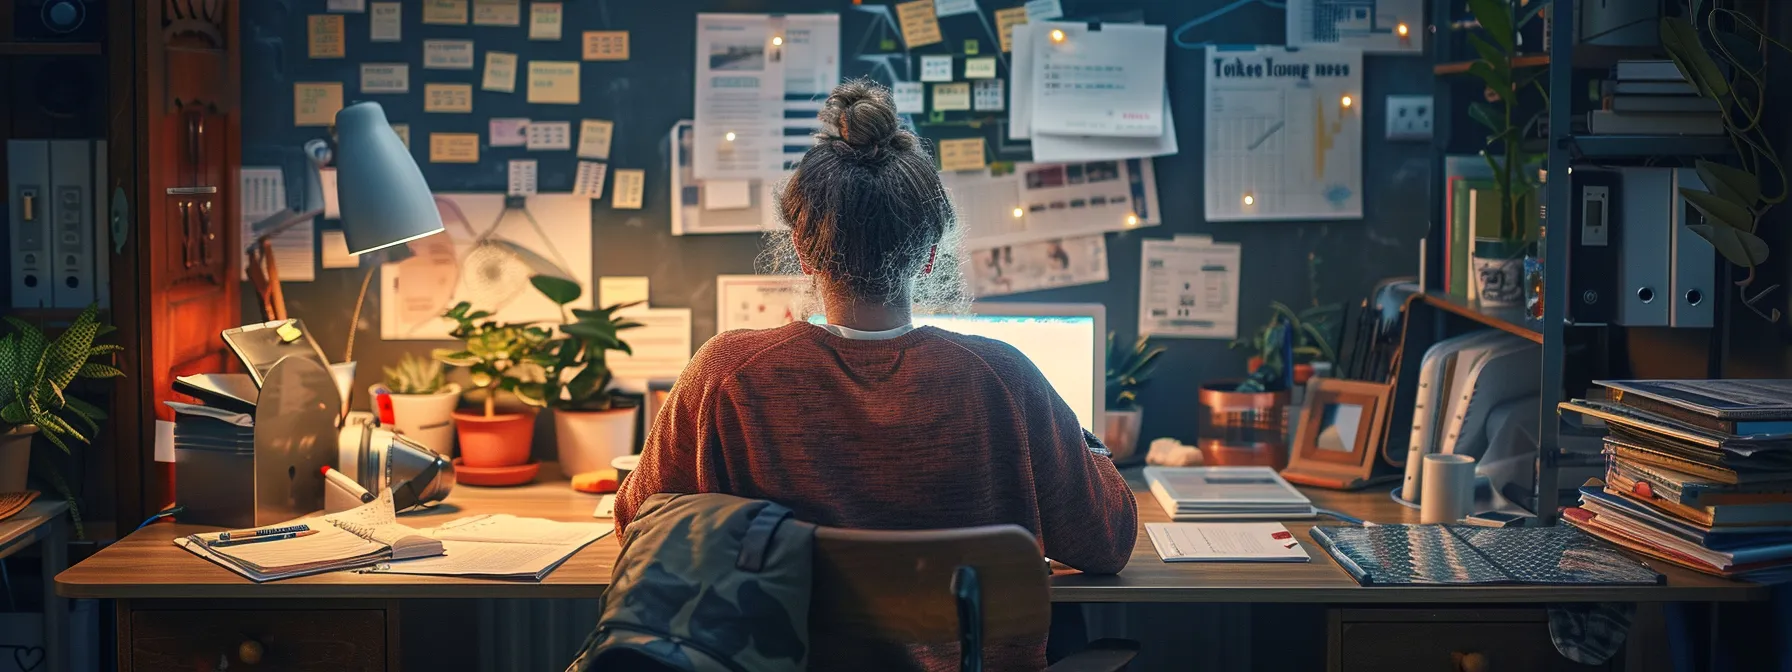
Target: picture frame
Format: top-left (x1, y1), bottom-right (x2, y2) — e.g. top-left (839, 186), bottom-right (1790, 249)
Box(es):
top-left (1281, 378), bottom-right (1398, 490)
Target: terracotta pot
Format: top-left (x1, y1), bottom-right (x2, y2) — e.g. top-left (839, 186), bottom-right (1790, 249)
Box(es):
top-left (0, 425), bottom-right (35, 493)
top-left (554, 407), bottom-right (637, 478)
top-left (453, 411), bottom-right (535, 468)
top-left (1104, 408), bottom-right (1144, 465)
top-left (1246, 357), bottom-right (1316, 385)
top-left (377, 383), bottom-right (462, 458)
top-left (1195, 381), bottom-right (1290, 470)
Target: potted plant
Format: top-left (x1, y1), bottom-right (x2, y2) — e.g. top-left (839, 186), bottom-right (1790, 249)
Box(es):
top-left (1232, 301), bottom-right (1339, 386)
top-left (432, 302), bottom-right (553, 478)
top-left (0, 305), bottom-right (122, 533)
top-left (1104, 333), bottom-right (1164, 465)
top-left (1458, 0), bottom-right (1549, 307)
top-left (530, 276), bottom-right (646, 479)
top-left (375, 353), bottom-right (462, 457)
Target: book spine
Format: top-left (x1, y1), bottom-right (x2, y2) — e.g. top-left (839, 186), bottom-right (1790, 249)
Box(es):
top-left (1610, 393), bottom-right (1734, 433)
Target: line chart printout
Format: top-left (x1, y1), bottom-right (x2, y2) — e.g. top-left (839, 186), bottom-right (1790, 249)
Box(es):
top-left (1203, 46), bottom-right (1362, 222)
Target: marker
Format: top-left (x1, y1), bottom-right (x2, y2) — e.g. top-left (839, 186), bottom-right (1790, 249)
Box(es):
top-left (323, 466), bottom-right (376, 503)
top-left (212, 530), bottom-right (318, 547)
top-left (217, 523), bottom-right (311, 542)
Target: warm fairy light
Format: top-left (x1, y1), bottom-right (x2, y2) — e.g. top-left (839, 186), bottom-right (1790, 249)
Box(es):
top-left (1050, 29), bottom-right (1066, 42)
top-left (1397, 23), bottom-right (1410, 37)
top-left (1242, 194), bottom-right (1255, 206)
top-left (1125, 213), bottom-right (1140, 226)
top-left (724, 131), bottom-right (737, 142)
top-left (1340, 95), bottom-right (1354, 108)
top-left (1012, 207), bottom-right (1025, 218)
top-left (772, 36), bottom-right (784, 46)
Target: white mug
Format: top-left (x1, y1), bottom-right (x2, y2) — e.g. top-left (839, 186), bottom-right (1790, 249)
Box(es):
top-left (1420, 454), bottom-right (1476, 524)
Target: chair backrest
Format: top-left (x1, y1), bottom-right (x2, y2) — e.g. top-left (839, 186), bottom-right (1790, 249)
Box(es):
top-left (809, 524), bottom-right (1051, 666)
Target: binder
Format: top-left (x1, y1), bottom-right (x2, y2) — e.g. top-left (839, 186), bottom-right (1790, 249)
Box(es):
top-left (7, 140), bottom-right (53, 308)
top-left (1669, 169), bottom-right (1717, 328)
top-left (1616, 168), bottom-right (1672, 326)
top-left (1570, 169), bottom-right (1621, 325)
top-left (49, 140), bottom-right (97, 308)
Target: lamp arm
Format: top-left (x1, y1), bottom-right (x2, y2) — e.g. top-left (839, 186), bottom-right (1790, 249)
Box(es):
top-left (345, 262), bottom-right (376, 363)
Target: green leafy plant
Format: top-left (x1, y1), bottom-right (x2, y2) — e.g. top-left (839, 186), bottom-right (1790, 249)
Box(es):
top-left (1230, 302), bottom-right (1340, 393)
top-left (1460, 0), bottom-right (1551, 248)
top-left (0, 304), bottom-right (122, 452)
top-left (531, 275), bottom-right (644, 412)
top-left (432, 302), bottom-right (554, 417)
top-left (1659, 1), bottom-right (1786, 321)
top-left (1106, 334), bottom-right (1165, 411)
top-left (383, 353), bottom-right (447, 395)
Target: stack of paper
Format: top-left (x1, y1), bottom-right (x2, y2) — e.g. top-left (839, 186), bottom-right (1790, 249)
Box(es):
top-left (1009, 21), bottom-right (1175, 163)
top-left (364, 514), bottom-right (614, 581)
top-left (174, 491), bottom-right (443, 582)
top-left (1144, 467), bottom-right (1316, 520)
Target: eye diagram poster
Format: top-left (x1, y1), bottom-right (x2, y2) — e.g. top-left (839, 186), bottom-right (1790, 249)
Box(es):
top-left (1203, 46), bottom-right (1362, 222)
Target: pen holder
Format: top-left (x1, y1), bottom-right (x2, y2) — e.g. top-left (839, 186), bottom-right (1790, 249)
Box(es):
top-left (1419, 454), bottom-right (1476, 524)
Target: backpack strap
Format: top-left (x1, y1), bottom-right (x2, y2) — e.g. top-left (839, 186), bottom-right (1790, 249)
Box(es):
top-left (735, 504), bottom-right (794, 572)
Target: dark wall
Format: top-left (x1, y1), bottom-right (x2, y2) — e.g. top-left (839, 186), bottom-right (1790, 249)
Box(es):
top-left (240, 0), bottom-right (1434, 448)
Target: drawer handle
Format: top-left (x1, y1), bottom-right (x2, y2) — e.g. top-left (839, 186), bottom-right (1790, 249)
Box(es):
top-left (1453, 651), bottom-right (1489, 672)
top-left (238, 639), bottom-right (265, 665)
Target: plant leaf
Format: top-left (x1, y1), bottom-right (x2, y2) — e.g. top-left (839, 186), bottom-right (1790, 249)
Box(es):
top-left (1660, 18), bottom-right (1732, 105)
top-left (1467, 0), bottom-right (1515, 52)
top-left (1680, 188), bottom-right (1756, 232)
top-left (432, 349), bottom-right (482, 367)
top-left (1466, 63), bottom-right (1510, 99)
top-left (530, 275), bottom-right (583, 306)
top-left (1466, 34), bottom-right (1507, 73)
top-left (77, 363), bottom-right (124, 379)
top-left (1695, 160), bottom-right (1761, 208)
top-left (1687, 224), bottom-right (1769, 269)
top-left (1468, 101), bottom-right (1503, 134)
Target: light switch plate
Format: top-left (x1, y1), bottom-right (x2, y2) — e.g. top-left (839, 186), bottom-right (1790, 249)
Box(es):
top-left (1386, 94), bottom-right (1433, 141)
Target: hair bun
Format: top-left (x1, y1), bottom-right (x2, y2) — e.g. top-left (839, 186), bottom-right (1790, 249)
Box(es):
top-left (818, 79), bottom-right (913, 155)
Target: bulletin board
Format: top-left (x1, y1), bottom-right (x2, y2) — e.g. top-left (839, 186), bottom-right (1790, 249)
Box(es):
top-left (239, 0), bottom-right (1435, 449)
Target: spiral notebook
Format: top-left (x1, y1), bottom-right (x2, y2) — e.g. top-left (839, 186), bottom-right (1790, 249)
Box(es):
top-left (174, 490), bottom-right (444, 582)
top-left (1310, 524), bottom-right (1663, 586)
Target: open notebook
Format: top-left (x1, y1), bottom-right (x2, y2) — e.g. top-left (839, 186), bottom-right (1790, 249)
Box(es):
top-left (359, 514), bottom-right (614, 581)
top-left (174, 490), bottom-right (444, 582)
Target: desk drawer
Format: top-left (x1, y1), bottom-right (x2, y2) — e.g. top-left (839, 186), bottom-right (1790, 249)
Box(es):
top-left (1337, 621), bottom-right (1613, 672)
top-left (130, 609), bottom-right (386, 671)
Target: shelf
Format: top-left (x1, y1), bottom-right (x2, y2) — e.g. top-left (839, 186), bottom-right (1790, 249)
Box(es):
top-left (1432, 47), bottom-right (1661, 76)
top-left (0, 41), bottom-right (101, 56)
top-left (1567, 135), bottom-right (1734, 159)
top-left (1434, 53), bottom-right (1550, 75)
top-left (1420, 292), bottom-right (1543, 344)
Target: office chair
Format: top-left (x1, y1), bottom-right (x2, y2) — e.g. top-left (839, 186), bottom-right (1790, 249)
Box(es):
top-left (810, 524), bottom-right (1139, 671)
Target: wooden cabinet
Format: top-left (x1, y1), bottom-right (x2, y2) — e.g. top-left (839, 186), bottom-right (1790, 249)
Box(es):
top-left (1330, 609), bottom-right (1617, 672)
top-left (119, 601), bottom-right (397, 672)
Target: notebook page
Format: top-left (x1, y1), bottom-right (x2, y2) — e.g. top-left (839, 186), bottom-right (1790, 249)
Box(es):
top-left (324, 490), bottom-right (413, 545)
top-left (370, 540), bottom-right (568, 578)
top-left (187, 523), bottom-right (385, 573)
top-left (428, 515), bottom-right (613, 545)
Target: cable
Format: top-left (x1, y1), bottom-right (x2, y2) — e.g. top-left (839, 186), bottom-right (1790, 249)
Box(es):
top-left (1172, 0), bottom-right (1287, 50)
top-left (136, 505), bottom-right (185, 531)
top-left (1315, 508), bottom-right (1367, 525)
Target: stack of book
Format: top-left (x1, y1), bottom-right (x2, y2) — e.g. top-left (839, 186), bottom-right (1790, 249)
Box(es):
top-left (1143, 466), bottom-right (1316, 521)
top-left (1559, 380), bottom-right (1792, 582)
top-left (1589, 60), bottom-right (1724, 135)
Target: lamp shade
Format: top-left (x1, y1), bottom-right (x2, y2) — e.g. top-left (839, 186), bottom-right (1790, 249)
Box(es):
top-left (333, 102), bottom-right (444, 255)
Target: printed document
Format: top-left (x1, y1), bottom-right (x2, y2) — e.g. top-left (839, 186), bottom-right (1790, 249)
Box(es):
top-left (1204, 46), bottom-right (1362, 221)
top-left (1145, 523), bottom-right (1311, 562)
top-left (1138, 237), bottom-right (1240, 339)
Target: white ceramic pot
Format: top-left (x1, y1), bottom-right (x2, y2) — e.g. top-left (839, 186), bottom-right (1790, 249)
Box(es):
top-left (0, 426), bottom-right (37, 493)
top-left (1472, 248), bottom-right (1525, 308)
top-left (375, 383), bottom-right (462, 458)
top-left (554, 408), bottom-right (637, 478)
top-left (1104, 408), bottom-right (1144, 465)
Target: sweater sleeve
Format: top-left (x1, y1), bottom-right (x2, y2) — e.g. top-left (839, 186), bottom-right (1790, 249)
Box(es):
top-left (614, 342), bottom-right (729, 536)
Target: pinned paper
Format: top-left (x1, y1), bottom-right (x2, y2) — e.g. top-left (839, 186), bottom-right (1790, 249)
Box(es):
top-left (994, 7), bottom-right (1027, 52)
top-left (528, 61), bottom-right (580, 104)
top-left (489, 118), bottom-right (530, 147)
top-left (430, 133), bottom-right (480, 163)
top-left (424, 83), bottom-right (473, 113)
top-left (894, 82), bottom-right (925, 114)
top-left (530, 2), bottom-right (562, 40)
top-left (965, 39), bottom-right (980, 55)
top-left (607, 308), bottom-right (693, 380)
top-left (473, 0), bottom-right (520, 26)
top-left (308, 15), bottom-right (346, 58)
top-left (704, 180), bottom-right (752, 211)
top-left (508, 160), bottom-right (539, 196)
top-left (964, 57), bottom-right (997, 79)
top-left (937, 137), bottom-right (986, 171)
top-left (921, 55), bottom-right (954, 82)
top-left (320, 167), bottom-right (341, 219)
top-left (936, 0), bottom-right (980, 17)
top-left (154, 420), bottom-right (175, 463)
top-left (422, 0), bottom-right (468, 24)
top-left (391, 123), bottom-right (410, 148)
top-left (599, 276), bottom-right (650, 309)
top-left (424, 40), bottom-right (475, 69)
top-left (895, 0), bottom-right (944, 48)
top-left (582, 31), bottom-right (630, 60)
top-left (370, 2), bottom-right (401, 41)
top-left (526, 121), bottom-right (572, 150)
top-left (573, 161), bottom-right (608, 198)
top-left (578, 119), bottom-right (614, 160)
top-left (328, 0), bottom-right (366, 11)
top-left (932, 82), bottom-right (971, 111)
top-left (294, 82), bottom-right (343, 126)
top-left (483, 51), bottom-right (519, 92)
top-left (1024, 0), bottom-right (1063, 20)
top-left (321, 230), bottom-right (359, 268)
top-left (360, 63), bottom-right (409, 94)
top-left (973, 79), bottom-right (1005, 111)
top-left (611, 169), bottom-right (646, 209)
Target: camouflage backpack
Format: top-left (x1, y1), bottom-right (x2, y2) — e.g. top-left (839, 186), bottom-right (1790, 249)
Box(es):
top-left (568, 493), bottom-right (815, 672)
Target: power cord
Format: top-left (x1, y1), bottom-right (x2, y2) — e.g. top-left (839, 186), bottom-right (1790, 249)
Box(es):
top-left (136, 505), bottom-right (185, 531)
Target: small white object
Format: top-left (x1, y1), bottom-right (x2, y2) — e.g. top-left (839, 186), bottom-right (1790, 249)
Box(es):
top-left (894, 82), bottom-right (926, 114)
top-left (370, 2), bottom-right (402, 41)
top-left (1385, 94), bottom-right (1433, 141)
top-left (319, 167), bottom-right (341, 220)
top-left (1145, 523), bottom-right (1310, 562)
top-left (1024, 0), bottom-right (1063, 20)
top-left (611, 169), bottom-right (646, 209)
top-left (526, 121), bottom-right (572, 150)
top-left (489, 118), bottom-right (530, 147)
top-left (704, 180), bottom-right (752, 210)
top-left (423, 39), bottom-right (476, 69)
top-left (1419, 454), bottom-right (1477, 524)
top-left (593, 494), bottom-right (617, 519)
top-left (155, 419), bottom-right (176, 463)
top-left (935, 0), bottom-right (979, 17)
top-left (1146, 437), bottom-right (1203, 466)
top-left (577, 119), bottom-right (614, 160)
top-left (973, 79), bottom-right (1005, 111)
top-left (507, 160), bottom-right (538, 197)
top-left (359, 63), bottom-right (410, 94)
top-left (321, 230), bottom-right (358, 268)
top-left (573, 161), bottom-right (608, 198)
top-left (328, 0), bottom-right (366, 11)
top-left (921, 55), bottom-right (955, 82)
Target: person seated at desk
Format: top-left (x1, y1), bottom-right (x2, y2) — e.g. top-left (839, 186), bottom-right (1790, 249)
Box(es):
top-left (615, 79), bottom-right (1138, 670)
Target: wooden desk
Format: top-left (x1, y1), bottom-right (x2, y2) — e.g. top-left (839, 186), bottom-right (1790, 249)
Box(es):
top-left (2, 499), bottom-right (71, 672)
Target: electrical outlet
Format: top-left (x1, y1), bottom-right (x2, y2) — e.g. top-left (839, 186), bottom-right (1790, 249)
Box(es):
top-left (1385, 94), bottom-right (1433, 141)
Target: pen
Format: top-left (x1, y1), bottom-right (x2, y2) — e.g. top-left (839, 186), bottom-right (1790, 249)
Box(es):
top-left (211, 530), bottom-right (318, 547)
top-left (217, 523), bottom-right (311, 541)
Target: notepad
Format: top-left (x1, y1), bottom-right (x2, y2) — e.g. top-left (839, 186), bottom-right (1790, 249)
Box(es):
top-left (174, 490), bottom-right (443, 582)
top-left (1145, 523), bottom-right (1311, 562)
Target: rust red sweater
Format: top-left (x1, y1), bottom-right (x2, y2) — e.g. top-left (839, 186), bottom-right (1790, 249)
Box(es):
top-left (616, 322), bottom-right (1138, 670)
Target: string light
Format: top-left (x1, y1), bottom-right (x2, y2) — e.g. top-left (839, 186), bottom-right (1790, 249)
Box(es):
top-left (1242, 194), bottom-right (1255, 206)
top-left (772, 36), bottom-right (784, 46)
top-left (1396, 23), bottom-right (1410, 37)
top-left (1125, 213), bottom-right (1140, 226)
top-left (1012, 207), bottom-right (1025, 218)
top-left (1050, 29), bottom-right (1066, 42)
top-left (1340, 95), bottom-right (1354, 108)
top-left (724, 131), bottom-right (737, 142)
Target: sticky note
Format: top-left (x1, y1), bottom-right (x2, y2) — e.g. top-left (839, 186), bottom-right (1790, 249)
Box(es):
top-left (508, 160), bottom-right (539, 196)
top-left (995, 7), bottom-right (1027, 52)
top-left (370, 3), bottom-right (401, 41)
top-left (965, 39), bottom-right (980, 55)
top-left (1024, 0), bottom-right (1063, 20)
top-left (964, 57), bottom-right (997, 79)
top-left (894, 82), bottom-right (925, 114)
top-left (473, 0), bottom-right (520, 26)
top-left (936, 0), bottom-right (979, 17)
top-left (574, 161), bottom-right (608, 198)
top-left (360, 63), bottom-right (409, 94)
top-left (896, 0), bottom-right (944, 48)
top-left (391, 123), bottom-right (410, 148)
top-left (320, 167), bottom-right (341, 219)
top-left (526, 121), bottom-right (572, 150)
top-left (921, 55), bottom-right (954, 82)
top-left (599, 276), bottom-right (650, 308)
top-left (932, 82), bottom-right (971, 111)
top-left (424, 83), bottom-right (473, 113)
top-left (704, 180), bottom-right (752, 211)
top-left (583, 31), bottom-right (630, 61)
top-left (612, 169), bottom-right (645, 209)
top-left (483, 51), bottom-right (518, 92)
top-left (424, 40), bottom-right (475, 69)
top-left (294, 82), bottom-right (343, 126)
top-left (422, 0), bottom-right (468, 24)
top-left (308, 15), bottom-right (345, 58)
top-left (578, 119), bottom-right (614, 160)
top-left (530, 2), bottom-right (562, 40)
top-left (328, 0), bottom-right (366, 11)
top-left (973, 79), bottom-right (1005, 111)
top-left (527, 61), bottom-right (580, 104)
top-left (321, 230), bottom-right (358, 268)
top-left (430, 133), bottom-right (480, 163)
top-left (937, 138), bottom-right (986, 171)
top-left (489, 118), bottom-right (529, 147)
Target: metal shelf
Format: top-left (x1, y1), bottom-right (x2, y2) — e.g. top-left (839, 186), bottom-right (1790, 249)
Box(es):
top-left (1567, 134), bottom-right (1734, 159)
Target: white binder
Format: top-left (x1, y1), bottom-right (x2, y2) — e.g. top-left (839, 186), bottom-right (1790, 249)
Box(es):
top-left (1440, 339), bottom-right (1541, 460)
top-left (1401, 330), bottom-right (1510, 503)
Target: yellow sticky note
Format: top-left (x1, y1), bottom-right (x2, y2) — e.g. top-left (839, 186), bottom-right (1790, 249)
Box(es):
top-left (895, 0), bottom-right (943, 48)
top-left (529, 2), bottom-right (562, 40)
top-left (611, 169), bottom-right (645, 209)
top-left (430, 133), bottom-right (481, 163)
top-left (391, 123), bottom-right (411, 149)
top-left (424, 83), bottom-right (473, 113)
top-left (308, 15), bottom-right (345, 58)
top-left (527, 61), bottom-right (580, 104)
top-left (422, 0), bottom-right (468, 24)
top-left (472, 0), bottom-right (520, 26)
top-left (964, 57), bottom-right (997, 79)
top-left (578, 119), bottom-right (614, 160)
top-left (937, 138), bottom-right (986, 172)
top-left (483, 52), bottom-right (518, 92)
top-left (932, 82), bottom-right (971, 111)
top-left (294, 82), bottom-right (343, 126)
top-left (995, 7), bottom-right (1028, 53)
top-left (582, 31), bottom-right (629, 61)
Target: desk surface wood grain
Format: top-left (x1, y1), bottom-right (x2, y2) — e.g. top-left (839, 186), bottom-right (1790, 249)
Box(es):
top-left (58, 476), bottom-right (1767, 603)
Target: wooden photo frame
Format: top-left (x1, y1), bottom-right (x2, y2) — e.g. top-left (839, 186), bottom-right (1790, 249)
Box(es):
top-left (1281, 379), bottom-right (1397, 490)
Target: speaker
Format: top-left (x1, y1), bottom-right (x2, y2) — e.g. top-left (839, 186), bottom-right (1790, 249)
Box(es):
top-left (13, 0), bottom-right (105, 42)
